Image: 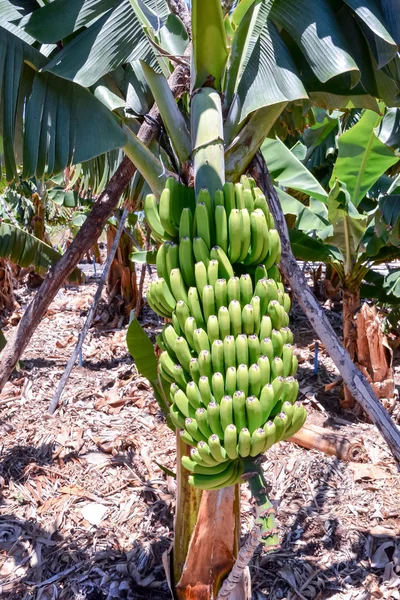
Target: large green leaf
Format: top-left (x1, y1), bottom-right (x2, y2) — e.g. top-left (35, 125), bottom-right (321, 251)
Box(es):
top-left (20, 0), bottom-right (121, 44)
top-left (261, 137), bottom-right (328, 202)
top-left (42, 0), bottom-right (169, 87)
top-left (329, 110), bottom-right (399, 206)
top-left (277, 188), bottom-right (329, 232)
top-left (0, 222), bottom-right (84, 282)
top-left (228, 5), bottom-right (308, 123)
top-left (0, 28), bottom-right (127, 182)
top-left (270, 0), bottom-right (359, 86)
top-left (126, 313), bottom-right (158, 381)
top-left (376, 107), bottom-right (400, 152)
top-left (289, 229), bottom-right (335, 262)
top-left (343, 0), bottom-right (397, 68)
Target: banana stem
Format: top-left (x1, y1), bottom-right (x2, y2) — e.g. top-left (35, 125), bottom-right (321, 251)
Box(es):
top-left (242, 458), bottom-right (280, 549)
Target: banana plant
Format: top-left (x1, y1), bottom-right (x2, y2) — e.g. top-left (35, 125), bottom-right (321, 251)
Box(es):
top-left (269, 107), bottom-right (400, 405)
top-left (1, 0), bottom-right (400, 598)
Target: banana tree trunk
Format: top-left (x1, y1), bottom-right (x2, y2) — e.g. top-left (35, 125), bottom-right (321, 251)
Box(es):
top-left (106, 224), bottom-right (138, 315)
top-left (342, 287), bottom-right (360, 408)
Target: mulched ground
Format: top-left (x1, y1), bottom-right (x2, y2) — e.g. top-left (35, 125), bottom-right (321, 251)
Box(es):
top-left (0, 270), bottom-right (399, 600)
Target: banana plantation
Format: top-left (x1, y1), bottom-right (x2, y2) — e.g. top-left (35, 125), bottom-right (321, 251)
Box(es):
top-left (1, 0), bottom-right (400, 598)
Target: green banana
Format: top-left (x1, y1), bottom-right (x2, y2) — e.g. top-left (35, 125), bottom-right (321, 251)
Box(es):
top-left (188, 460), bottom-right (237, 489)
top-left (197, 188), bottom-right (215, 245)
top-left (179, 207), bottom-right (194, 240)
top-left (224, 424), bottom-right (238, 459)
top-left (215, 205), bottom-right (228, 254)
top-left (207, 315), bottom-right (220, 344)
top-left (207, 402), bottom-right (224, 438)
top-left (266, 279), bottom-right (279, 302)
top-left (166, 241), bottom-right (179, 276)
top-left (211, 339), bottom-right (224, 373)
top-left (239, 274), bottom-right (253, 306)
top-left (162, 324), bottom-right (178, 356)
top-left (156, 333), bottom-right (167, 352)
top-left (223, 335), bottom-right (236, 370)
top-left (208, 259), bottom-right (219, 289)
top-left (156, 242), bottom-right (169, 282)
top-left (181, 456), bottom-right (228, 474)
top-left (179, 237), bottom-right (196, 287)
top-left (236, 363), bottom-right (249, 397)
top-left (235, 334), bottom-right (248, 366)
top-left (281, 401), bottom-right (294, 426)
top-left (250, 428), bottom-right (267, 457)
top-left (210, 246), bottom-right (235, 280)
top-left (268, 265), bottom-right (281, 283)
top-left (260, 337), bottom-right (274, 362)
top-left (180, 429), bottom-right (196, 447)
top-left (145, 194), bottom-right (172, 242)
top-left (251, 295), bottom-right (261, 335)
top-left (193, 236), bottom-right (211, 268)
top-left (263, 420), bottom-right (276, 451)
top-left (229, 300), bottom-right (242, 337)
top-left (255, 264), bottom-right (268, 284)
top-left (186, 381), bottom-right (202, 409)
top-left (170, 404), bottom-right (186, 429)
top-left (248, 334), bottom-right (261, 365)
top-left (268, 300), bottom-right (283, 330)
top-left (281, 402), bottom-right (307, 439)
top-left (223, 182), bottom-right (236, 217)
top-left (188, 287), bottom-right (205, 328)
top-left (271, 356), bottom-right (284, 380)
top-left (238, 208), bottom-right (251, 262)
top-left (235, 183), bottom-right (245, 210)
top-left (254, 278), bottom-right (268, 315)
top-left (228, 209), bottom-right (242, 263)
top-left (195, 202), bottom-right (212, 250)
top-left (291, 354), bottom-right (298, 376)
top-left (227, 277), bottom-right (241, 304)
top-left (198, 350), bottom-right (212, 379)
top-left (175, 336), bottom-right (192, 371)
top-left (176, 300), bottom-right (191, 332)
top-left (273, 412), bottom-right (289, 442)
top-left (215, 279), bottom-right (228, 310)
top-left (193, 327), bottom-right (210, 354)
top-left (185, 418), bottom-right (206, 443)
top-left (190, 447), bottom-right (209, 465)
top-left (243, 188), bottom-right (254, 213)
top-left (246, 396), bottom-right (263, 434)
top-left (214, 189), bottom-right (225, 208)
top-left (249, 363), bottom-right (261, 397)
top-left (195, 408), bottom-right (213, 442)
top-left (271, 376), bottom-right (284, 402)
top-left (242, 304), bottom-right (254, 335)
top-left (202, 285), bottom-right (216, 322)
top-left (260, 315), bottom-right (273, 340)
top-left (197, 441), bottom-right (220, 466)
top-left (195, 261), bottom-right (208, 295)
top-left (225, 366), bottom-right (237, 396)
top-left (283, 293), bottom-right (291, 314)
top-left (198, 375), bottom-right (213, 406)
top-left (233, 390), bottom-right (247, 432)
top-left (264, 229), bottom-right (281, 270)
top-left (271, 329), bottom-right (284, 357)
top-left (160, 351), bottom-right (178, 380)
top-left (184, 316), bottom-right (197, 350)
top-left (220, 395), bottom-right (234, 431)
top-left (189, 358), bottom-right (200, 384)
top-left (169, 268), bottom-right (188, 304)
top-left (282, 344), bottom-right (294, 377)
top-left (174, 389), bottom-right (196, 419)
top-left (218, 306), bottom-right (231, 339)
top-left (281, 327), bottom-right (294, 345)
top-left (258, 355), bottom-right (271, 387)
top-left (211, 372), bottom-right (225, 404)
top-left (238, 427), bottom-right (251, 457)
top-left (244, 210), bottom-right (266, 265)
top-left (260, 383), bottom-right (275, 421)
top-left (158, 188), bottom-right (179, 237)
top-left (208, 433), bottom-right (228, 461)
top-left (147, 284), bottom-right (169, 319)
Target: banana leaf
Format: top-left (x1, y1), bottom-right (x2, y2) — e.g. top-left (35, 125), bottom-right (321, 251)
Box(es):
top-left (0, 222), bottom-right (84, 283)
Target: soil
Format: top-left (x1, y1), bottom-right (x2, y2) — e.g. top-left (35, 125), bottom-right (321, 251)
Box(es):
top-left (1, 268), bottom-right (400, 600)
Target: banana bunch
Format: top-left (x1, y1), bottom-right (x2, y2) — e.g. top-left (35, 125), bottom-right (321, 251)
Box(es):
top-left (144, 176), bottom-right (307, 490)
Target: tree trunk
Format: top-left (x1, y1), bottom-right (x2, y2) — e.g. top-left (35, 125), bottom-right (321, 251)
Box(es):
top-left (0, 59), bottom-right (190, 393)
top-left (0, 259), bottom-right (15, 314)
top-left (342, 287), bottom-right (361, 408)
top-left (250, 154), bottom-right (400, 464)
top-left (106, 224), bottom-right (138, 315)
